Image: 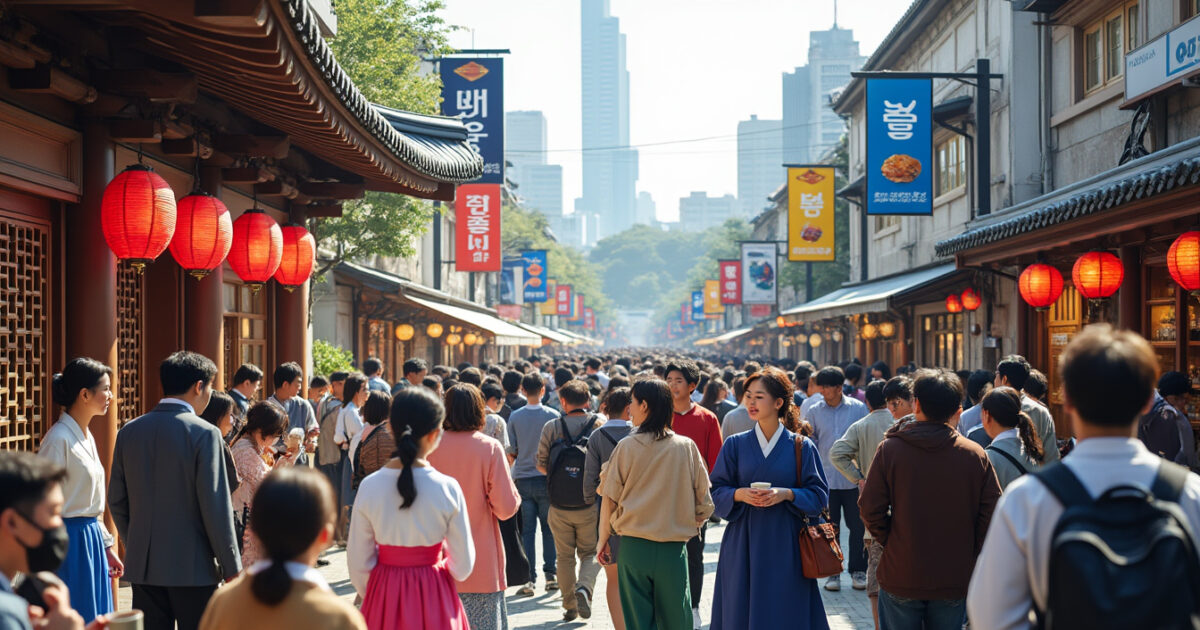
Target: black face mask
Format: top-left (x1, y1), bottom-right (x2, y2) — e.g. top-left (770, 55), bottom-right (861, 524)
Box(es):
top-left (14, 511), bottom-right (69, 574)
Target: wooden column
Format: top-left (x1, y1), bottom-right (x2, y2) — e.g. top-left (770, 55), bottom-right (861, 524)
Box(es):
top-left (185, 166), bottom-right (225, 383)
top-left (1118, 245), bottom-right (1142, 333)
top-left (274, 207), bottom-right (309, 390)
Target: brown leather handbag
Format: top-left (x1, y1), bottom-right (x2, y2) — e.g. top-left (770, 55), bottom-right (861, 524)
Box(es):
top-left (794, 437), bottom-right (844, 579)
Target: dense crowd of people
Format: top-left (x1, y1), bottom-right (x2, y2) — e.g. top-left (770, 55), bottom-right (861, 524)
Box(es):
top-left (3, 323), bottom-right (1200, 629)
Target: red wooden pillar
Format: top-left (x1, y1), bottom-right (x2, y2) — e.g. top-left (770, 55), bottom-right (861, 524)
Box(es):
top-left (185, 165), bottom-right (225, 383)
top-left (1118, 245), bottom-right (1141, 333)
top-left (275, 206), bottom-right (309, 392)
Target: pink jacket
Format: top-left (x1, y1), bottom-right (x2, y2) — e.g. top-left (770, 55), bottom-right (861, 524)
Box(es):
top-left (428, 430), bottom-right (521, 593)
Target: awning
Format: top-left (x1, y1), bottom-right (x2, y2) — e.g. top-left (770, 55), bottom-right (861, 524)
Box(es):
top-left (713, 327), bottom-right (754, 344)
top-left (402, 294), bottom-right (542, 347)
top-left (693, 337), bottom-right (718, 347)
top-left (781, 264), bottom-right (958, 322)
top-left (512, 321), bottom-right (573, 345)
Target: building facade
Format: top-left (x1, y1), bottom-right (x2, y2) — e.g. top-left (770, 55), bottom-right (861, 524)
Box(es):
top-left (737, 115), bottom-right (785, 219)
top-left (678, 191), bottom-right (739, 232)
top-left (782, 26), bottom-right (866, 165)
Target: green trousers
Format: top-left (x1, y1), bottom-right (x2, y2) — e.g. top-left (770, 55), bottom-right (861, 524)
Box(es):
top-left (617, 536), bottom-right (693, 630)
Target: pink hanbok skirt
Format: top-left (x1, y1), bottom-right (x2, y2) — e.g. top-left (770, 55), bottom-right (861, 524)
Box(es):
top-left (361, 543), bottom-right (470, 630)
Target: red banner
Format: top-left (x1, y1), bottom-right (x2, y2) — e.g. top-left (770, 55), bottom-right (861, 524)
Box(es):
top-left (496, 304), bottom-right (521, 319)
top-left (750, 304), bottom-right (772, 318)
top-left (454, 183), bottom-right (501, 272)
top-left (584, 307), bottom-right (594, 330)
top-left (719, 260), bottom-right (741, 305)
top-left (681, 302), bottom-right (693, 326)
top-left (556, 284), bottom-right (572, 316)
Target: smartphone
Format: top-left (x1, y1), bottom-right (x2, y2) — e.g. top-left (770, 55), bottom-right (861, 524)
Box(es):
top-left (597, 541), bottom-right (614, 566)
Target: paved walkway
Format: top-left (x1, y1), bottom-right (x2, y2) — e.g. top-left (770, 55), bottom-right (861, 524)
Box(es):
top-left (118, 520), bottom-right (874, 629)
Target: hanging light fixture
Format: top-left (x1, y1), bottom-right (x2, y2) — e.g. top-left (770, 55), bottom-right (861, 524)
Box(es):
top-left (775, 315), bottom-right (787, 327)
top-left (464, 332), bottom-right (478, 346)
top-left (946, 294), bottom-right (964, 313)
top-left (169, 192), bottom-right (232, 280)
top-left (228, 209), bottom-right (283, 292)
top-left (809, 333), bottom-right (823, 348)
top-left (101, 164), bottom-right (178, 273)
top-left (961, 288), bottom-right (982, 311)
top-left (474, 334), bottom-right (486, 346)
top-left (861, 323), bottom-right (878, 340)
top-left (274, 224), bottom-right (316, 291)
top-left (1018, 263), bottom-right (1064, 310)
top-left (426, 323), bottom-right (444, 338)
top-left (831, 330), bottom-right (843, 343)
top-left (446, 333), bottom-right (462, 346)
top-left (878, 321), bottom-right (896, 338)
top-left (395, 324), bottom-right (415, 341)
top-left (1168, 231), bottom-right (1200, 293)
top-left (1072, 251), bottom-right (1124, 300)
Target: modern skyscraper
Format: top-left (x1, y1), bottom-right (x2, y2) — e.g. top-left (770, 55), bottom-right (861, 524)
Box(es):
top-left (737, 115), bottom-right (784, 219)
top-left (783, 26), bottom-right (865, 164)
top-left (579, 0), bottom-right (638, 239)
top-left (506, 110), bottom-right (564, 218)
top-left (636, 191), bottom-right (656, 226)
top-left (506, 110), bottom-right (547, 171)
top-left (678, 192), bottom-right (738, 233)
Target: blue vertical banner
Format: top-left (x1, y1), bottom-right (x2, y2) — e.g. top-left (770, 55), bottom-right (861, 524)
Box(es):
top-left (500, 258), bottom-right (523, 305)
top-left (866, 78), bottom-right (933, 215)
top-left (691, 290), bottom-right (705, 322)
top-left (440, 58), bottom-right (504, 183)
top-left (521, 250), bottom-right (548, 303)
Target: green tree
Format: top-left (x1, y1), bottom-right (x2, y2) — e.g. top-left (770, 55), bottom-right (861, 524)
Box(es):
top-left (312, 339), bottom-right (355, 377)
top-left (588, 225), bottom-right (707, 308)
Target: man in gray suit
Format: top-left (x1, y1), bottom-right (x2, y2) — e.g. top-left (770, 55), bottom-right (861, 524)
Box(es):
top-left (109, 352), bottom-right (239, 630)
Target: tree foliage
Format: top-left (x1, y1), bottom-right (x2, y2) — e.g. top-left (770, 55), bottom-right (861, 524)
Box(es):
top-left (588, 225), bottom-right (709, 309)
top-left (312, 339), bottom-right (355, 378)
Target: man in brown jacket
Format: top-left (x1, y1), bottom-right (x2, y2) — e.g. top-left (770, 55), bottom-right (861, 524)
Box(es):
top-left (859, 368), bottom-right (1002, 630)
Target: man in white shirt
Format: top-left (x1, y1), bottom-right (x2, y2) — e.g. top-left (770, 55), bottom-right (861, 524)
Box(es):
top-left (968, 325), bottom-right (1200, 629)
top-left (584, 358), bottom-right (609, 389)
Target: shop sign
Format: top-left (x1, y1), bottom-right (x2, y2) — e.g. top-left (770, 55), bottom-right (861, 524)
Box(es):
top-left (440, 58), bottom-right (504, 183)
top-left (454, 183), bottom-right (501, 272)
top-left (740, 242), bottom-right (777, 305)
top-left (556, 284), bottom-right (572, 317)
top-left (541, 279), bottom-right (558, 316)
top-left (786, 166), bottom-right (836, 261)
top-left (500, 258), bottom-right (523, 305)
top-left (584, 307), bottom-right (595, 330)
top-left (521, 250), bottom-right (548, 302)
top-left (1126, 15), bottom-right (1200, 104)
top-left (497, 304), bottom-right (522, 319)
top-left (719, 260), bottom-right (741, 305)
top-left (704, 280), bottom-right (723, 316)
top-left (692, 290), bottom-right (705, 322)
top-left (866, 79), bottom-right (933, 215)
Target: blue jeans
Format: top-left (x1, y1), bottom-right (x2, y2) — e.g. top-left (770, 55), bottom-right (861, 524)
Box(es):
top-left (879, 590), bottom-right (965, 630)
top-left (516, 476), bottom-right (556, 583)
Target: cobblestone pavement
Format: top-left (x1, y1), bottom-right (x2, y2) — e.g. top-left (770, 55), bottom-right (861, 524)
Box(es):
top-left (119, 520), bottom-right (874, 629)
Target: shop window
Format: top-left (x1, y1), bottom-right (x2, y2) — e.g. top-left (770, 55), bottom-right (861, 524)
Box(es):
top-left (223, 282), bottom-right (268, 387)
top-left (0, 212), bottom-right (51, 451)
top-left (364, 319), bottom-right (396, 380)
top-left (922, 313), bottom-right (964, 370)
top-left (874, 215), bottom-right (900, 234)
top-left (1082, 3), bottom-right (1137, 95)
top-left (936, 135), bottom-right (967, 196)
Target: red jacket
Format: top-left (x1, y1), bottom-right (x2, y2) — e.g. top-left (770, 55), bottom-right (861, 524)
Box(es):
top-left (673, 404), bottom-right (722, 473)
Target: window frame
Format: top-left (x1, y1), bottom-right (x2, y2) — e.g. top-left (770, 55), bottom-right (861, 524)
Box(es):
top-left (1081, 2), bottom-right (1138, 96)
top-left (935, 134), bottom-right (967, 196)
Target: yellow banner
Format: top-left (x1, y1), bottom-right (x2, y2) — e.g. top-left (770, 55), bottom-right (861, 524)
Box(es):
top-left (704, 279), bottom-right (724, 315)
top-left (540, 279), bottom-right (558, 316)
top-left (787, 166), bottom-right (836, 262)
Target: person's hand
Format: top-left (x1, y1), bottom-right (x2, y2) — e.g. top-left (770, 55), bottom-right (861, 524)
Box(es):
top-left (32, 583), bottom-right (85, 630)
top-left (856, 479), bottom-right (866, 491)
top-left (105, 547), bottom-right (124, 579)
top-left (733, 488), bottom-right (754, 504)
top-left (273, 451), bottom-right (296, 468)
top-left (746, 488), bottom-right (793, 507)
top-left (596, 533), bottom-right (611, 565)
top-left (85, 615), bottom-right (109, 630)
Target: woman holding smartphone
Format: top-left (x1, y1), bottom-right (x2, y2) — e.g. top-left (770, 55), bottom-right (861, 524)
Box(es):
top-left (596, 379), bottom-right (714, 630)
top-left (708, 367), bottom-right (830, 630)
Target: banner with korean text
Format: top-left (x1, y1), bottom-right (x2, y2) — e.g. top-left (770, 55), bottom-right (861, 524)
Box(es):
top-left (440, 58), bottom-right (503, 183)
top-left (691, 290), bottom-right (705, 322)
top-left (680, 302), bottom-right (691, 326)
top-left (454, 183), bottom-right (501, 272)
top-left (568, 294), bottom-right (584, 322)
top-left (500, 258), bottom-right (524, 305)
top-left (866, 78), bottom-right (932, 215)
top-left (719, 260), bottom-right (741, 305)
top-left (496, 304), bottom-right (522, 319)
top-left (704, 280), bottom-right (723, 317)
top-left (521, 250), bottom-right (548, 303)
top-left (541, 279), bottom-right (558, 316)
top-left (786, 166), bottom-right (836, 261)
top-left (584, 308), bottom-right (595, 330)
top-left (741, 242), bottom-right (777, 305)
top-left (556, 284), bottom-right (572, 317)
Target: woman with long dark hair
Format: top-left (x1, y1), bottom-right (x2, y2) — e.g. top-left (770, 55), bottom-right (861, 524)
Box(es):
top-left (348, 387), bottom-right (474, 630)
top-left (351, 391), bottom-right (394, 491)
top-left (979, 386), bottom-right (1044, 489)
top-left (39, 357), bottom-right (121, 623)
top-left (231, 401), bottom-right (295, 568)
top-left (709, 367), bottom-right (830, 630)
top-left (200, 391), bottom-right (240, 494)
top-left (199, 467), bottom-right (365, 629)
top-left (595, 379), bottom-right (714, 630)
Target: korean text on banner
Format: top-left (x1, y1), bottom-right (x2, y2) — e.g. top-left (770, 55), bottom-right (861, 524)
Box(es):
top-left (570, 295), bottom-right (584, 322)
top-left (541, 279), bottom-right (558, 316)
top-left (497, 304), bottom-right (522, 319)
top-left (681, 302), bottom-right (692, 326)
top-left (787, 166), bottom-right (836, 261)
top-left (704, 280), bottom-right (723, 315)
top-left (691, 291), bottom-right (705, 322)
top-left (500, 259), bottom-right (523, 305)
top-left (556, 284), bottom-right (573, 317)
top-left (719, 260), bottom-right (741, 305)
top-left (521, 250), bottom-right (548, 303)
top-left (866, 79), bottom-right (933, 215)
top-left (440, 58), bottom-right (503, 183)
top-left (584, 308), bottom-right (595, 330)
top-left (454, 183), bottom-right (501, 272)
top-left (741, 242), bottom-right (777, 305)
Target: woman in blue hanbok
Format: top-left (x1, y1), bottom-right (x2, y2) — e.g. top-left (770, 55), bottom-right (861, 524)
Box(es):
top-left (710, 366), bottom-right (830, 630)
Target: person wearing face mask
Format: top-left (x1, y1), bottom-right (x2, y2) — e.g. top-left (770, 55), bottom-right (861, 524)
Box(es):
top-left (38, 358), bottom-right (122, 624)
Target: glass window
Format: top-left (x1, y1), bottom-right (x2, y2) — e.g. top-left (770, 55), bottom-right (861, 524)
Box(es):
top-left (922, 314), bottom-right (964, 370)
top-left (936, 135), bottom-right (966, 195)
top-left (1127, 4), bottom-right (1139, 50)
top-left (1082, 2), bottom-right (1138, 95)
top-left (1085, 27), bottom-right (1102, 92)
top-left (1106, 15), bottom-right (1124, 80)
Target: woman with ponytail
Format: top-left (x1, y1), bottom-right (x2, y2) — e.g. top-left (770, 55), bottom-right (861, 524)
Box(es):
top-left (39, 357), bottom-right (120, 624)
top-left (980, 386), bottom-right (1044, 489)
top-left (708, 366), bottom-right (831, 630)
top-left (347, 387), bottom-right (474, 630)
top-left (199, 467), bottom-right (365, 629)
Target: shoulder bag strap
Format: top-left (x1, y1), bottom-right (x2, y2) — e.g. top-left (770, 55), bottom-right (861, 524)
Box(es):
top-left (986, 444), bottom-right (1030, 475)
top-left (1150, 460), bottom-right (1190, 503)
top-left (1032, 462), bottom-right (1093, 509)
top-left (598, 427), bottom-right (619, 447)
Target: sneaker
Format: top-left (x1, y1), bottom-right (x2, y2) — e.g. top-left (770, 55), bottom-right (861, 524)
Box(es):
top-left (576, 588), bottom-right (592, 619)
top-left (545, 577), bottom-right (559, 592)
top-left (563, 609), bottom-right (579, 622)
top-left (692, 606), bottom-right (701, 629)
top-left (824, 575), bottom-right (841, 592)
top-left (852, 571), bottom-right (867, 590)
top-left (315, 558), bottom-right (331, 567)
top-left (517, 583), bottom-right (534, 597)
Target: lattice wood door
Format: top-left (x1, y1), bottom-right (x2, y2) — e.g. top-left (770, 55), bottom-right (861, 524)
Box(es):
top-left (0, 212), bottom-right (51, 451)
top-left (116, 265), bottom-right (143, 426)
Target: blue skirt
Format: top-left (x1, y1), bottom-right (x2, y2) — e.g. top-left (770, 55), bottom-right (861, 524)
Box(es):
top-left (58, 517), bottom-right (112, 623)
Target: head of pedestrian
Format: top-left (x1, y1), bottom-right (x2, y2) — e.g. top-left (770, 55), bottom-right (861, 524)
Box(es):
top-left (744, 367), bottom-right (801, 432)
top-left (239, 401), bottom-right (288, 453)
top-left (422, 375), bottom-right (443, 397)
top-left (342, 372), bottom-right (368, 406)
top-left (630, 379), bottom-right (673, 439)
top-left (584, 358), bottom-right (602, 375)
top-left (980, 386), bottom-right (1045, 463)
top-left (815, 366), bottom-right (846, 407)
top-left (53, 356), bottom-right (113, 423)
top-left (845, 363), bottom-right (864, 387)
top-left (501, 370), bottom-right (523, 395)
top-left (966, 369), bottom-right (994, 405)
top-left (1160, 371), bottom-right (1192, 417)
top-left (403, 358), bottom-right (428, 387)
top-left (390, 387), bottom-right (447, 508)
top-left (308, 376), bottom-right (329, 404)
top-left (602, 387), bottom-right (633, 421)
top-left (883, 376), bottom-right (914, 420)
top-left (232, 363), bottom-right (264, 399)
top-left (995, 354), bottom-right (1032, 391)
top-left (480, 382), bottom-right (505, 414)
top-left (273, 362), bottom-right (304, 401)
top-left (363, 357), bottom-right (384, 379)
top-left (732, 375), bottom-right (748, 405)
top-left (911, 368), bottom-right (965, 426)
top-left (559, 380), bottom-right (592, 414)
top-left (458, 367), bottom-right (483, 387)
top-left (521, 372), bottom-right (545, 404)
top-left (664, 360), bottom-right (700, 405)
top-left (1059, 324), bottom-right (1158, 437)
top-left (0, 451), bottom-right (68, 580)
top-left (443, 383), bottom-right (486, 433)
top-left (1024, 369), bottom-right (1049, 404)
top-left (201, 391), bottom-right (236, 439)
top-left (361, 390), bottom-right (391, 428)
top-left (162, 351), bottom-right (218, 413)
top-left (247, 467), bottom-right (336, 606)
top-left (864, 379), bottom-right (887, 413)
top-left (871, 361), bottom-right (892, 381)
top-left (328, 371), bottom-right (348, 400)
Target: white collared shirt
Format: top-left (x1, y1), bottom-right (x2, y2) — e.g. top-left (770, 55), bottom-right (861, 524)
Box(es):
top-left (38, 413), bottom-right (113, 547)
top-left (992, 428), bottom-right (1018, 443)
top-left (601, 418), bottom-right (632, 431)
top-left (247, 560), bottom-right (331, 592)
top-left (159, 397), bottom-right (196, 415)
top-left (753, 421), bottom-right (785, 457)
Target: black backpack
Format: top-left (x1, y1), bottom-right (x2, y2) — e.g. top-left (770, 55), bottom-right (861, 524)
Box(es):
top-left (1035, 461), bottom-right (1200, 630)
top-left (547, 414), bottom-right (596, 510)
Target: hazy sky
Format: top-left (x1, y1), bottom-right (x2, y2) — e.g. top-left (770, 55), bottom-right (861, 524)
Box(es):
top-left (436, 1), bottom-right (913, 222)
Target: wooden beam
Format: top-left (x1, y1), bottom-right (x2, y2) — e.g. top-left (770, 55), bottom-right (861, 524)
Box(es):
top-left (305, 203), bottom-right (343, 218)
top-left (161, 137), bottom-right (197, 156)
top-left (8, 64), bottom-right (97, 103)
top-left (213, 134), bottom-right (289, 159)
top-left (194, 0), bottom-right (270, 27)
top-left (299, 182), bottom-right (365, 200)
top-left (254, 180), bottom-right (298, 198)
top-left (108, 119), bottom-right (161, 143)
top-left (0, 40), bottom-right (38, 69)
top-left (220, 167), bottom-right (269, 184)
top-left (97, 69), bottom-right (197, 104)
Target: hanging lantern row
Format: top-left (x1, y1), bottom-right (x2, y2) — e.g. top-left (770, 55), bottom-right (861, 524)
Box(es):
top-left (99, 163), bottom-right (315, 289)
top-left (961, 288), bottom-right (982, 311)
top-left (1072, 251), bottom-right (1124, 300)
top-left (878, 321), bottom-right (896, 338)
top-left (945, 294), bottom-right (964, 313)
top-left (395, 324), bottom-right (415, 341)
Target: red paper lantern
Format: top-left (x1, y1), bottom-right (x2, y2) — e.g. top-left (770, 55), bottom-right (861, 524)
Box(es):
top-left (945, 294), bottom-right (964, 313)
top-left (228, 209), bottom-right (282, 291)
top-left (1072, 251), bottom-right (1124, 299)
top-left (274, 224), bottom-right (316, 291)
top-left (1019, 263), bottom-right (1064, 310)
top-left (169, 193), bottom-right (232, 280)
top-left (961, 287), bottom-right (982, 311)
top-left (1168, 231), bottom-right (1200, 293)
top-left (101, 164), bottom-right (177, 272)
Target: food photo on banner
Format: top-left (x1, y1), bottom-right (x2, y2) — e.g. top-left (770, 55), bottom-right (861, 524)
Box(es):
top-left (521, 250), bottom-right (548, 302)
top-left (541, 279), bottom-right (558, 316)
top-left (704, 280), bottom-right (723, 317)
top-left (740, 242), bottom-right (777, 305)
top-left (719, 260), bottom-right (741, 305)
top-left (556, 284), bottom-right (573, 317)
top-left (786, 165), bottom-right (836, 261)
top-left (440, 57), bottom-right (504, 183)
top-left (500, 258), bottom-right (523, 305)
top-left (866, 78), bottom-right (933, 215)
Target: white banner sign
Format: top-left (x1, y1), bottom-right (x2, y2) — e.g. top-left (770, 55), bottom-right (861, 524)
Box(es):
top-left (1126, 15), bottom-right (1200, 103)
top-left (740, 242), bottom-right (777, 305)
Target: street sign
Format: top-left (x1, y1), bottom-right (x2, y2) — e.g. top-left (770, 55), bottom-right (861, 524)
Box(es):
top-left (719, 260), bottom-right (741, 305)
top-left (440, 58), bottom-right (504, 183)
top-left (786, 166), bottom-right (836, 261)
top-left (866, 78), bottom-right (933, 215)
